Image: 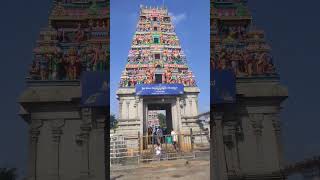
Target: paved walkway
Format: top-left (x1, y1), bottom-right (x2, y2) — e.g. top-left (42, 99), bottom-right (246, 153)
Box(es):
top-left (110, 159), bottom-right (210, 180)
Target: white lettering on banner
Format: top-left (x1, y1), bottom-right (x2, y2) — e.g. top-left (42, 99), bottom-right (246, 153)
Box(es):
top-left (136, 84), bottom-right (184, 95)
top-left (141, 86), bottom-right (178, 91)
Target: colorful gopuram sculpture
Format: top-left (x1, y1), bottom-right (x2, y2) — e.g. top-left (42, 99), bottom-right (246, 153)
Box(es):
top-left (211, 1), bottom-right (288, 179)
top-left (28, 0), bottom-right (108, 80)
top-left (212, 0), bottom-right (277, 77)
top-left (19, 1), bottom-right (109, 179)
top-left (119, 5), bottom-right (196, 87)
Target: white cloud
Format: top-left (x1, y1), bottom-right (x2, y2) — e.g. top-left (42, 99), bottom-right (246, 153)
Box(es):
top-left (169, 12), bottom-right (187, 25)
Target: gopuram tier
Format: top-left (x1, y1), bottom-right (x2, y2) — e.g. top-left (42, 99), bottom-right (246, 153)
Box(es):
top-left (119, 6), bottom-right (196, 87)
top-left (211, 0), bottom-right (288, 180)
top-left (212, 0), bottom-right (276, 77)
top-left (28, 0), bottom-right (108, 81)
top-left (116, 5), bottom-right (206, 148)
top-left (18, 1), bottom-right (108, 180)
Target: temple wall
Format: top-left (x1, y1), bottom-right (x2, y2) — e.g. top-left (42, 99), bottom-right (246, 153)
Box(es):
top-left (237, 114), bottom-right (256, 173)
top-left (212, 1), bottom-right (288, 178)
top-left (20, 0), bottom-right (108, 178)
top-left (236, 106), bottom-right (282, 174)
top-left (116, 88), bottom-right (141, 137)
top-left (19, 82), bottom-right (105, 180)
top-left (180, 91), bottom-right (201, 133)
top-left (213, 78), bottom-right (288, 179)
top-left (261, 113), bottom-right (281, 172)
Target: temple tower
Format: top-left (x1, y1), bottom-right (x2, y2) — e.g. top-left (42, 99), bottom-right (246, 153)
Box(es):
top-left (116, 5), bottom-right (205, 148)
top-left (18, 1), bottom-right (108, 180)
top-left (212, 0), bottom-right (288, 179)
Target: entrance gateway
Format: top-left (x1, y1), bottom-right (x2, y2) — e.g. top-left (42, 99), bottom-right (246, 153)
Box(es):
top-left (115, 6), bottom-right (207, 148)
top-left (116, 85), bottom-right (202, 148)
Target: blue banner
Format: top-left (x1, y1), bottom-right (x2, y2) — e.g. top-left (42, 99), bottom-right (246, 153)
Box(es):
top-left (212, 69), bottom-right (236, 104)
top-left (81, 72), bottom-right (108, 107)
top-left (136, 84), bottom-right (184, 96)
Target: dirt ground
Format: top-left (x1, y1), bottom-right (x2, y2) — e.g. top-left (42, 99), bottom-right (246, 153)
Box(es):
top-left (110, 159), bottom-right (210, 180)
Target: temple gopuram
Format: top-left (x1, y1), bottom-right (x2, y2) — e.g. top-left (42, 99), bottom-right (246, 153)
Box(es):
top-left (18, 1), bottom-right (108, 180)
top-left (119, 6), bottom-right (196, 87)
top-left (115, 5), bottom-right (207, 151)
top-left (211, 0), bottom-right (288, 180)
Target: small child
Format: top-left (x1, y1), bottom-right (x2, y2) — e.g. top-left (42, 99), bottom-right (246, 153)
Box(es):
top-left (155, 143), bottom-right (162, 161)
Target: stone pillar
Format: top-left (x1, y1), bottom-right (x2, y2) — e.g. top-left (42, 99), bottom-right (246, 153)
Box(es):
top-left (138, 97), bottom-right (144, 135)
top-left (79, 108), bottom-right (92, 179)
top-left (188, 99), bottom-right (192, 116)
top-left (195, 98), bottom-right (199, 116)
top-left (145, 102), bottom-right (149, 134)
top-left (79, 125), bottom-right (91, 178)
top-left (272, 114), bottom-right (284, 169)
top-left (180, 98), bottom-right (186, 117)
top-left (225, 121), bottom-right (240, 175)
top-left (176, 97), bottom-right (182, 132)
top-left (212, 113), bottom-right (227, 180)
top-left (250, 114), bottom-right (265, 172)
top-left (171, 102), bottom-right (175, 129)
top-left (119, 100), bottom-right (123, 119)
top-left (28, 130), bottom-right (39, 180)
top-left (172, 102), bottom-right (178, 132)
top-left (89, 113), bottom-right (105, 180)
top-left (184, 97), bottom-right (190, 117)
top-left (49, 119), bottom-right (64, 180)
top-left (191, 98), bottom-right (197, 116)
top-left (27, 120), bottom-right (43, 180)
top-left (230, 126), bottom-right (240, 174)
top-left (126, 100), bottom-right (130, 119)
top-left (135, 97), bottom-right (139, 119)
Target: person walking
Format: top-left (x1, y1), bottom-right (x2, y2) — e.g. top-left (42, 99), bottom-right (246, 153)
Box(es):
top-left (171, 129), bottom-right (178, 151)
top-left (152, 126), bottom-right (157, 144)
top-left (156, 127), bottom-right (163, 144)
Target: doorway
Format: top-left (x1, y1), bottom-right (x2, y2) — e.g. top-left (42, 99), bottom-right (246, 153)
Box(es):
top-left (147, 103), bottom-right (172, 133)
top-left (144, 103), bottom-right (173, 148)
top-left (155, 74), bottom-right (162, 83)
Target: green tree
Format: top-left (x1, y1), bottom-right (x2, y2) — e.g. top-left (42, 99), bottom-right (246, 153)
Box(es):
top-left (110, 114), bottom-right (118, 129)
top-left (0, 168), bottom-right (17, 180)
top-left (157, 113), bottom-right (166, 128)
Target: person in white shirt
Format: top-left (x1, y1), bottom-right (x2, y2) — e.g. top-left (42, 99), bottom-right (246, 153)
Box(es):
top-left (171, 129), bottom-right (178, 151)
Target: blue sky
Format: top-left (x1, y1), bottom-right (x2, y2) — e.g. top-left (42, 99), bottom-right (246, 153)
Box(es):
top-left (110, 0), bottom-right (210, 116)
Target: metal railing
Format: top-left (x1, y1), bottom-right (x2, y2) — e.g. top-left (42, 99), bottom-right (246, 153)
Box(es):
top-left (110, 130), bottom-right (210, 167)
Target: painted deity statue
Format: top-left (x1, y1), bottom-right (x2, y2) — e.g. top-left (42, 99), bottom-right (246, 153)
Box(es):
top-left (75, 23), bottom-right (85, 43)
top-left (66, 48), bottom-right (80, 80)
top-left (96, 45), bottom-right (106, 71)
top-left (40, 54), bottom-right (48, 80)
